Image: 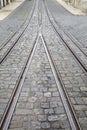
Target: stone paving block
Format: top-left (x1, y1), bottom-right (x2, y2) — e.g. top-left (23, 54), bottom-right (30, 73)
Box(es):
top-left (31, 121), bottom-right (41, 129)
top-left (41, 122), bottom-right (50, 128)
top-left (38, 115), bottom-right (47, 121)
top-left (44, 92), bottom-right (51, 97)
top-left (54, 107), bottom-right (65, 114)
top-left (33, 109), bottom-right (43, 115)
top-left (50, 101), bottom-right (58, 108)
top-left (41, 103), bottom-right (49, 108)
top-left (15, 109), bottom-right (33, 115)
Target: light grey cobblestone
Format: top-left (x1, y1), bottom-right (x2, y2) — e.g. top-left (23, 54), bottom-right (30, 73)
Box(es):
top-left (8, 35), bottom-right (71, 130)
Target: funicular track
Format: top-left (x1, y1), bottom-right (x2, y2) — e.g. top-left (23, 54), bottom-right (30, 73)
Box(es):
top-left (41, 33), bottom-right (81, 130)
top-left (0, 34), bottom-right (39, 130)
top-left (0, 0), bottom-right (35, 64)
top-left (43, 0), bottom-right (87, 73)
top-left (42, 0), bottom-right (86, 129)
top-left (0, 0), bottom-right (39, 129)
top-left (0, 0), bottom-right (87, 130)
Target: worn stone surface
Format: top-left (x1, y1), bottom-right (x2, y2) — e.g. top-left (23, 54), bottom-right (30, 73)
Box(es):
top-left (42, 1), bottom-right (87, 129)
top-left (47, 0), bottom-right (87, 55)
top-left (0, 0), bottom-right (87, 129)
top-left (8, 36), bottom-right (71, 130)
top-left (0, 0), bottom-right (38, 122)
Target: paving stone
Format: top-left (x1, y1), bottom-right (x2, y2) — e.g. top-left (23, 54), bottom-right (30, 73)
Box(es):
top-left (10, 121), bottom-right (23, 128)
top-left (48, 115), bottom-right (59, 121)
top-left (52, 122), bottom-right (60, 128)
top-left (54, 107), bottom-right (64, 114)
top-left (38, 115), bottom-right (47, 121)
top-left (80, 87), bottom-right (87, 91)
top-left (23, 121), bottom-right (29, 128)
top-left (52, 92), bottom-right (59, 97)
top-left (41, 122), bottom-right (50, 128)
top-left (26, 103), bottom-right (33, 109)
top-left (44, 108), bottom-right (54, 114)
top-left (44, 92), bottom-right (51, 97)
top-left (33, 109), bottom-right (43, 115)
top-left (15, 109), bottom-right (33, 115)
top-left (50, 101), bottom-right (58, 108)
top-left (31, 121), bottom-right (41, 129)
top-left (41, 103), bottom-right (49, 108)
top-left (82, 97), bottom-right (87, 104)
top-left (9, 128), bottom-right (24, 130)
top-left (28, 97), bottom-right (37, 103)
top-left (76, 111), bottom-right (85, 118)
top-left (74, 105), bottom-right (87, 111)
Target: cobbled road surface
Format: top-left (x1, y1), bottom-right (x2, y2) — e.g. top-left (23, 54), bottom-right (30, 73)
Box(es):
top-left (0, 0), bottom-right (87, 130)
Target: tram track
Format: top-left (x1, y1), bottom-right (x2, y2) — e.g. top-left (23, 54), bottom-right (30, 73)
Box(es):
top-left (1, 32), bottom-right (80, 130)
top-left (42, 0), bottom-right (87, 129)
top-left (0, 0), bottom-right (35, 64)
top-left (41, 33), bottom-right (81, 130)
top-left (0, 0), bottom-right (87, 130)
top-left (43, 0), bottom-right (87, 73)
top-left (0, 33), bottom-right (39, 130)
top-left (0, 0), bottom-right (40, 128)
top-left (0, 28), bottom-right (38, 130)
top-left (38, 2), bottom-right (81, 129)
top-left (52, 17), bottom-right (87, 57)
top-left (0, 0), bottom-right (39, 129)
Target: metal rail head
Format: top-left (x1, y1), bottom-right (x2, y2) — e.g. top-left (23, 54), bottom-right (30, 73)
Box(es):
top-left (0, 0), bottom-right (37, 129)
top-left (41, 1), bottom-right (82, 129)
top-left (0, 0), bottom-right (36, 65)
top-left (0, 33), bottom-right (39, 130)
top-left (41, 33), bottom-right (81, 130)
top-left (43, 0), bottom-right (87, 74)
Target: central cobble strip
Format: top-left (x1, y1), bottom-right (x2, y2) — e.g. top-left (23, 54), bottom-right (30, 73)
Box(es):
top-left (42, 1), bottom-right (87, 130)
top-left (8, 37), bottom-right (71, 130)
top-left (0, 0), bottom-right (39, 122)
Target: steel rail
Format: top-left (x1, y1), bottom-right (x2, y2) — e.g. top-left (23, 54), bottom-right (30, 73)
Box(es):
top-left (42, 0), bottom-right (82, 129)
top-left (0, 33), bottom-right (39, 130)
top-left (43, 0), bottom-right (87, 73)
top-left (53, 18), bottom-right (87, 57)
top-left (0, 0), bottom-right (36, 64)
top-left (0, 1), bottom-right (37, 130)
top-left (0, 0), bottom-right (40, 128)
top-left (0, 0), bottom-right (35, 51)
top-left (41, 32), bottom-right (81, 130)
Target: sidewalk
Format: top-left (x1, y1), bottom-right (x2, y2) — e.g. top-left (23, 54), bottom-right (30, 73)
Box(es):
top-left (56, 0), bottom-right (85, 15)
top-left (0, 0), bottom-right (25, 20)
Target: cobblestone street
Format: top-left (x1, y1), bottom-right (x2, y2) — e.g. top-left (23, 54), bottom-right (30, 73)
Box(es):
top-left (0, 0), bottom-right (87, 130)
